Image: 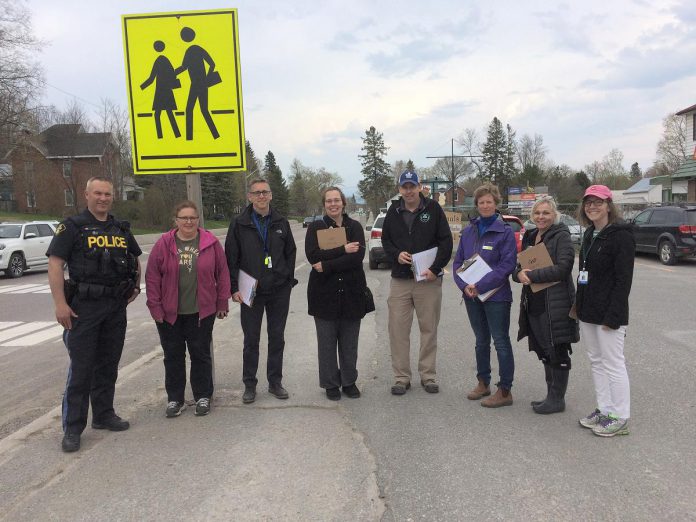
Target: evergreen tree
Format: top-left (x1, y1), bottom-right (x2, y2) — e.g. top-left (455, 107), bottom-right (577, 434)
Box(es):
top-left (288, 158), bottom-right (309, 216)
top-left (406, 159), bottom-right (415, 171)
top-left (481, 117), bottom-right (507, 186)
top-left (264, 150), bottom-right (289, 216)
top-left (357, 126), bottom-right (393, 215)
top-left (630, 162), bottom-right (642, 180)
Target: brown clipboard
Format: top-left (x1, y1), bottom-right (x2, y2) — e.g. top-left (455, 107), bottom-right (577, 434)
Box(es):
top-left (317, 227), bottom-right (347, 250)
top-left (517, 242), bottom-right (559, 293)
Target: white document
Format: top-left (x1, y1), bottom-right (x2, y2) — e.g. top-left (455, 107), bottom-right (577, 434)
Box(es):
top-left (456, 255), bottom-right (500, 302)
top-left (238, 269), bottom-right (257, 307)
top-left (411, 247), bottom-right (439, 282)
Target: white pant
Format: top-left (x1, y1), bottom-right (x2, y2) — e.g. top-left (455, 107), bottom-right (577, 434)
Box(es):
top-left (580, 321), bottom-right (630, 419)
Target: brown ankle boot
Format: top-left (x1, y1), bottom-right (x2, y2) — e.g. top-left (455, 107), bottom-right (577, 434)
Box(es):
top-left (481, 386), bottom-right (513, 408)
top-left (467, 378), bottom-right (491, 400)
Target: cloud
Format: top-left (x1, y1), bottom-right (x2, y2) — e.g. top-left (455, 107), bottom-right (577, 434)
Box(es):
top-left (535, 6), bottom-right (600, 56)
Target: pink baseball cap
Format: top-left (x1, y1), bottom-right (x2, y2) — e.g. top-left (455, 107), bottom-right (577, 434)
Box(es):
top-left (583, 185), bottom-right (612, 200)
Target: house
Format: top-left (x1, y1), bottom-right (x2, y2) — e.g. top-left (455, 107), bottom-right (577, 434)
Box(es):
top-left (667, 104), bottom-right (696, 202)
top-left (613, 178), bottom-right (663, 204)
top-left (3, 124), bottom-right (141, 216)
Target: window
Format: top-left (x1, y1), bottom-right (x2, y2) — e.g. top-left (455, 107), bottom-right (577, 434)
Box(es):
top-left (453, 190), bottom-right (459, 202)
top-left (64, 189), bottom-right (75, 207)
top-left (36, 224), bottom-right (54, 237)
top-left (693, 114), bottom-right (696, 141)
top-left (26, 191), bottom-right (36, 208)
top-left (633, 210), bottom-right (651, 225)
top-left (24, 224), bottom-right (39, 238)
top-left (63, 160), bottom-right (72, 178)
top-left (650, 209), bottom-right (680, 225)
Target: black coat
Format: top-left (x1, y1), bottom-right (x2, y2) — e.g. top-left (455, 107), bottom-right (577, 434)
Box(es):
top-left (381, 195), bottom-right (453, 279)
top-left (513, 224), bottom-right (579, 348)
top-left (305, 215), bottom-right (369, 320)
top-left (224, 204), bottom-right (297, 295)
top-left (575, 222), bottom-right (635, 329)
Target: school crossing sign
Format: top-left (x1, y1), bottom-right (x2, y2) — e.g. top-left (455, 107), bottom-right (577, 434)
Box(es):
top-left (122, 9), bottom-right (246, 174)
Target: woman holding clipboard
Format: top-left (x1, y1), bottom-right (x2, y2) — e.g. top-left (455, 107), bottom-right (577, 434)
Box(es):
top-left (513, 197), bottom-right (578, 414)
top-left (453, 183), bottom-right (517, 408)
top-left (305, 187), bottom-right (373, 401)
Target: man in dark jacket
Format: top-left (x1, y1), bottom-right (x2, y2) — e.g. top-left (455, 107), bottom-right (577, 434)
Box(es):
top-left (225, 179), bottom-right (297, 403)
top-left (381, 170), bottom-right (453, 395)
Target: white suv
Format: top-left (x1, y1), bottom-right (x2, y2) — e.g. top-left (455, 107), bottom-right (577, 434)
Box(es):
top-left (365, 212), bottom-right (389, 269)
top-left (0, 221), bottom-right (57, 278)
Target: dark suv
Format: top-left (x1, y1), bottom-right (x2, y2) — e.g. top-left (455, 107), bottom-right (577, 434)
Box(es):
top-left (631, 205), bottom-right (696, 265)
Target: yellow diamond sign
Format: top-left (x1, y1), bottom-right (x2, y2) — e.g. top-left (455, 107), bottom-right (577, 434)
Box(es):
top-left (122, 9), bottom-right (246, 174)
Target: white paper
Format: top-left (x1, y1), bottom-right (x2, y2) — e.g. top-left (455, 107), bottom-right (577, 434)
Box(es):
top-left (238, 269), bottom-right (257, 307)
top-left (411, 247), bottom-right (438, 282)
top-left (456, 255), bottom-right (500, 302)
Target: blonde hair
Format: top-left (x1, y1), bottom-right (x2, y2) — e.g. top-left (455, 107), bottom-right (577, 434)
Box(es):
top-left (531, 197), bottom-right (560, 225)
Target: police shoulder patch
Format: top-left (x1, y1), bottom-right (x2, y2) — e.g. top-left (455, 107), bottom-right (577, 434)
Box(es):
top-left (55, 223), bottom-right (66, 235)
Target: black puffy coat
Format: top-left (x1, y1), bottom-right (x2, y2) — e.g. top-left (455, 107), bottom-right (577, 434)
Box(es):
top-left (513, 223), bottom-right (579, 349)
top-left (575, 222), bottom-right (635, 329)
top-left (305, 215), bottom-right (370, 320)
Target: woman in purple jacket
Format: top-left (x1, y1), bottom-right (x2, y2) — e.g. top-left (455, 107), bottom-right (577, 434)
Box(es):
top-left (146, 201), bottom-right (231, 418)
top-left (453, 183), bottom-right (517, 407)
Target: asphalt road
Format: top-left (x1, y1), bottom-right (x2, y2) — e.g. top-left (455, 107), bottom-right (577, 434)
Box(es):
top-left (0, 219), bottom-right (695, 520)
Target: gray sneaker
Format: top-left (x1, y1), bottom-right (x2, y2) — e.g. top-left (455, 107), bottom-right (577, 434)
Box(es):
top-left (195, 397), bottom-right (211, 416)
top-left (166, 401), bottom-right (186, 418)
top-left (579, 408), bottom-right (604, 429)
top-left (592, 414), bottom-right (629, 437)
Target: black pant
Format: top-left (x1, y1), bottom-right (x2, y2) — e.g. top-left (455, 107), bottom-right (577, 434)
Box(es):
top-left (240, 283), bottom-right (291, 387)
top-left (315, 317), bottom-right (360, 389)
top-left (62, 296), bottom-right (127, 434)
top-left (527, 312), bottom-right (572, 369)
top-left (156, 313), bottom-right (216, 402)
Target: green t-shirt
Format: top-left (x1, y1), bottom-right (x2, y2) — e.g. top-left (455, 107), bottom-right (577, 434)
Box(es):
top-left (175, 234), bottom-right (199, 315)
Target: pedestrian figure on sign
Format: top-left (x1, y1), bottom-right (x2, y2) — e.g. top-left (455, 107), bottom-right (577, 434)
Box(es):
top-left (140, 40), bottom-right (181, 139)
top-left (175, 26), bottom-right (220, 141)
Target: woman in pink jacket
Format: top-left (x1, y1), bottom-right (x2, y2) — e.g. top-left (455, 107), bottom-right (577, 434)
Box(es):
top-left (145, 201), bottom-right (231, 418)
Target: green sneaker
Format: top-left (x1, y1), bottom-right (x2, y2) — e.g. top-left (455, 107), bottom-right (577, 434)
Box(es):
top-left (579, 408), bottom-right (604, 429)
top-left (592, 414), bottom-right (629, 437)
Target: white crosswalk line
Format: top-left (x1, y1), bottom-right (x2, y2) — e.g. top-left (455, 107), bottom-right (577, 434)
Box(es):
top-left (15, 284), bottom-right (51, 294)
top-left (0, 322), bottom-right (22, 331)
top-left (0, 322), bottom-right (55, 343)
top-left (0, 284), bottom-right (45, 294)
top-left (2, 324), bottom-right (64, 347)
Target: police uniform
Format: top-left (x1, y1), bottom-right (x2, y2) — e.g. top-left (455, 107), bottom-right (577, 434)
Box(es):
top-left (47, 209), bottom-right (142, 436)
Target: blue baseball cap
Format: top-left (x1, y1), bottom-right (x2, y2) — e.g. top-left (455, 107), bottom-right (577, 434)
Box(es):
top-left (399, 170), bottom-right (420, 186)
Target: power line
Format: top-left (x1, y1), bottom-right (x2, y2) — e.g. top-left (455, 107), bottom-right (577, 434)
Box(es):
top-left (36, 78), bottom-right (103, 109)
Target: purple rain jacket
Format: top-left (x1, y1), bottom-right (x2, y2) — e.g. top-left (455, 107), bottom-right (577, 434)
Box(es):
top-left (452, 214), bottom-right (517, 303)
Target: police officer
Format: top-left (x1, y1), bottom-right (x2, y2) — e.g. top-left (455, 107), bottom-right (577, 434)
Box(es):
top-left (47, 176), bottom-right (142, 453)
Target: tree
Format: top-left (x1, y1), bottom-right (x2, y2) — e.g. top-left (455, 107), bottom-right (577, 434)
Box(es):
top-left (357, 126), bottom-right (393, 215)
top-left (481, 117), bottom-right (514, 197)
top-left (630, 162), bottom-right (642, 180)
top-left (517, 134), bottom-right (547, 173)
top-left (264, 150), bottom-right (289, 216)
top-left (655, 112), bottom-right (688, 175)
top-left (457, 128), bottom-right (485, 177)
top-left (288, 159), bottom-right (309, 216)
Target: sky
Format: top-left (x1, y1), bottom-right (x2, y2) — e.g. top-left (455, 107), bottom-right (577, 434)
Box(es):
top-left (26, 0), bottom-right (696, 196)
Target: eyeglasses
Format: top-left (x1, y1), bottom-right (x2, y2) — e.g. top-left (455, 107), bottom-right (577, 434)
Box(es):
top-left (176, 216), bottom-right (199, 222)
top-left (324, 199), bottom-right (343, 205)
top-left (249, 190), bottom-right (272, 197)
top-left (584, 199), bottom-right (606, 208)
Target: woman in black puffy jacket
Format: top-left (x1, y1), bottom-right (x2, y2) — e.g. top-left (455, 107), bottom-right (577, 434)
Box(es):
top-left (514, 197), bottom-right (579, 414)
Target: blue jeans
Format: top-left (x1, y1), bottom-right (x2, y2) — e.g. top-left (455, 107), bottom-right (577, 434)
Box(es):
top-left (464, 299), bottom-right (515, 390)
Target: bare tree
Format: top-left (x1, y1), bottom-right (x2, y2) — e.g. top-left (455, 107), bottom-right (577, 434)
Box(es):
top-left (96, 98), bottom-right (132, 199)
top-left (517, 134), bottom-right (547, 172)
top-left (655, 112), bottom-right (688, 175)
top-left (456, 128), bottom-right (485, 177)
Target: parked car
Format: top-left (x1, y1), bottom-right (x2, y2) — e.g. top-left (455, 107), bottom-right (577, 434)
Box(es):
top-left (303, 215), bottom-right (323, 228)
top-left (0, 221), bottom-right (57, 278)
top-left (365, 212), bottom-right (389, 269)
top-left (501, 215), bottom-right (524, 252)
top-left (523, 213), bottom-right (584, 245)
top-left (630, 205), bottom-right (696, 265)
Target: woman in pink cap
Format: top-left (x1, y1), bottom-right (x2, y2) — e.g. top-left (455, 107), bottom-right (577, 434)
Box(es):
top-left (575, 185), bottom-right (635, 437)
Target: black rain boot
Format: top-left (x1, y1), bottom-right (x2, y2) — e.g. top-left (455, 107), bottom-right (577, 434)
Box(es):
top-left (530, 364), bottom-right (552, 407)
top-left (533, 368), bottom-right (569, 414)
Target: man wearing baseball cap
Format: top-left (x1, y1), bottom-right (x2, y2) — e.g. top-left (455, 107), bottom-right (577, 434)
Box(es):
top-left (381, 170), bottom-right (453, 395)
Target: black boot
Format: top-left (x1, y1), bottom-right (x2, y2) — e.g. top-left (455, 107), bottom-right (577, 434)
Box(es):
top-left (533, 368), bottom-right (569, 414)
top-left (530, 364), bottom-right (552, 407)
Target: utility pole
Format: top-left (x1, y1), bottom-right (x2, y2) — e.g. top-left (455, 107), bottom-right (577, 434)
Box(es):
top-left (426, 138), bottom-right (482, 211)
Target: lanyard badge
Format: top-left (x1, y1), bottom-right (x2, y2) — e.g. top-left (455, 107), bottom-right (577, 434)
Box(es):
top-left (578, 270), bottom-right (589, 285)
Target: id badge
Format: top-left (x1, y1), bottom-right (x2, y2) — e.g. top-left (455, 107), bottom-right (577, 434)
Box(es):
top-left (578, 270), bottom-right (589, 285)
top-left (265, 255), bottom-right (273, 269)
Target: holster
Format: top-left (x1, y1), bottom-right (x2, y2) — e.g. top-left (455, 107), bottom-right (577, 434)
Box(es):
top-left (64, 279), bottom-right (78, 305)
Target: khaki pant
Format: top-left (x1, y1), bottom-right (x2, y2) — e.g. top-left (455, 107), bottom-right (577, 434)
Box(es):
top-left (387, 277), bottom-right (443, 384)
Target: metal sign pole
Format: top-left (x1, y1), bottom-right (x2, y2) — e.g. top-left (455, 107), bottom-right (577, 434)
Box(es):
top-left (186, 173), bottom-right (215, 396)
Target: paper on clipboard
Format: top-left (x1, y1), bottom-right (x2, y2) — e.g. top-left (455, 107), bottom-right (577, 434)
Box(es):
top-left (411, 247), bottom-right (438, 282)
top-left (456, 254), bottom-right (500, 301)
top-left (517, 242), bottom-right (558, 293)
top-left (238, 269), bottom-right (257, 307)
top-left (317, 227), bottom-right (347, 250)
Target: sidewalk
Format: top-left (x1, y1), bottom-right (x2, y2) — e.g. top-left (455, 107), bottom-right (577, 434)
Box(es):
top-left (0, 265), bottom-right (385, 521)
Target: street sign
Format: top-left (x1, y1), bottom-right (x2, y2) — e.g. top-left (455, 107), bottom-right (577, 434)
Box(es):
top-left (122, 9), bottom-right (246, 174)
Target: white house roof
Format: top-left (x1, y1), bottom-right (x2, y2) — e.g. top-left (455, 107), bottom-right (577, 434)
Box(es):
top-left (624, 178), bottom-right (652, 193)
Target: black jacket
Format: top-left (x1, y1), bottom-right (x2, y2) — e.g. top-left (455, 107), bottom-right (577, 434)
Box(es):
top-left (513, 224), bottom-right (579, 348)
top-left (225, 204), bottom-right (297, 295)
top-left (381, 195), bottom-right (453, 279)
top-left (575, 222), bottom-right (635, 329)
top-left (305, 214), bottom-right (369, 320)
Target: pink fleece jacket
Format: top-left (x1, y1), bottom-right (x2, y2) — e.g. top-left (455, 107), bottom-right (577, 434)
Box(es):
top-left (145, 228), bottom-right (231, 325)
